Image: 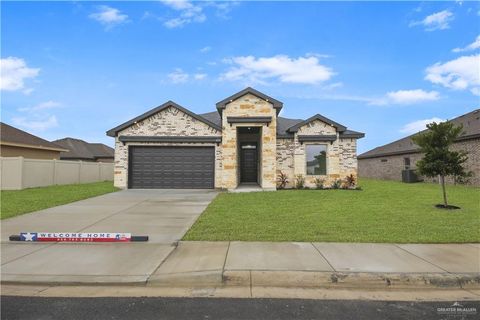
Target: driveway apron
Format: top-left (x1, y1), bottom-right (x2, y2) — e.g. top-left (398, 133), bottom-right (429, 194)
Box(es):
top-left (1, 189), bottom-right (218, 284)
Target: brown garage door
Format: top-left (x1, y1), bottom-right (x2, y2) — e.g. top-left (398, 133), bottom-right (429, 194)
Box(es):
top-left (129, 146), bottom-right (215, 189)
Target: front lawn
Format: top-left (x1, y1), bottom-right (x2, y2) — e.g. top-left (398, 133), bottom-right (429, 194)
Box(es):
top-left (1, 181), bottom-right (118, 220)
top-left (184, 179), bottom-right (480, 243)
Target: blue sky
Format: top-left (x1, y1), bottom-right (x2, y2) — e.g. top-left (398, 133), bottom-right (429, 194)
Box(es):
top-left (1, 1), bottom-right (479, 153)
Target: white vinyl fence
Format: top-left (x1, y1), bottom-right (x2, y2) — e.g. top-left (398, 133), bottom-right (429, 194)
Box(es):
top-left (0, 157), bottom-right (114, 190)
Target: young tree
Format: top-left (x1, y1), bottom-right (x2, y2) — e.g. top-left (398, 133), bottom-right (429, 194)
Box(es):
top-left (412, 121), bottom-right (468, 208)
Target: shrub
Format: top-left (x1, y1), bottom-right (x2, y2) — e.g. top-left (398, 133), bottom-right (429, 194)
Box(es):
top-left (313, 178), bottom-right (325, 189)
top-left (331, 179), bottom-right (341, 189)
top-left (345, 174), bottom-right (356, 189)
top-left (277, 171), bottom-right (289, 189)
top-left (295, 174), bottom-right (305, 189)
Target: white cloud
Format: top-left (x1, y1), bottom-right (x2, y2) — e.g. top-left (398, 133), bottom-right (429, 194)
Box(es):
top-left (409, 10), bottom-right (453, 31)
top-left (220, 54), bottom-right (335, 85)
top-left (160, 0), bottom-right (206, 28)
top-left (22, 88), bottom-right (34, 95)
top-left (204, 1), bottom-right (240, 19)
top-left (18, 100), bottom-right (61, 112)
top-left (166, 69), bottom-right (207, 83)
top-left (321, 82), bottom-right (343, 91)
top-left (425, 54), bottom-right (480, 95)
top-left (385, 89), bottom-right (440, 104)
top-left (194, 73), bottom-right (207, 80)
top-left (12, 115), bottom-right (58, 131)
top-left (452, 35), bottom-right (480, 52)
top-left (89, 5), bottom-right (128, 29)
top-left (0, 57), bottom-right (40, 92)
top-left (400, 117), bottom-right (445, 134)
top-left (200, 46), bottom-right (211, 53)
top-left (167, 68), bottom-right (189, 83)
top-left (13, 100), bottom-right (62, 131)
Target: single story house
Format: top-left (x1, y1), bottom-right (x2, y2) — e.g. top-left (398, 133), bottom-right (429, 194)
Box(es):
top-left (107, 87), bottom-right (364, 190)
top-left (358, 109), bottom-right (480, 186)
top-left (53, 138), bottom-right (114, 162)
top-left (0, 122), bottom-right (67, 160)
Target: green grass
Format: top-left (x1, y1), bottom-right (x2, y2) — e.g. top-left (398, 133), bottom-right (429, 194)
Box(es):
top-left (184, 179), bottom-right (480, 243)
top-left (1, 181), bottom-right (119, 220)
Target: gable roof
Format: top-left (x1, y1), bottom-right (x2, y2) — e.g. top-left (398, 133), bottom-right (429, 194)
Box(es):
top-left (287, 114), bottom-right (347, 133)
top-left (106, 101), bottom-right (222, 137)
top-left (215, 87), bottom-right (283, 114)
top-left (358, 108), bottom-right (480, 159)
top-left (53, 138), bottom-right (114, 160)
top-left (107, 88), bottom-right (363, 140)
top-left (0, 122), bottom-right (67, 152)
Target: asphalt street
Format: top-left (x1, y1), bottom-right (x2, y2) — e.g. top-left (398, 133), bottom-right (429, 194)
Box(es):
top-left (2, 296), bottom-right (479, 320)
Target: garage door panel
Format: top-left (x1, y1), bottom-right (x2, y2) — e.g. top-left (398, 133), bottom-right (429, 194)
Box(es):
top-left (129, 146), bottom-right (214, 189)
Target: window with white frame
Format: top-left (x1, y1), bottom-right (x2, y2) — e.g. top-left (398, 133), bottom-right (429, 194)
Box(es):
top-left (306, 144), bottom-right (327, 175)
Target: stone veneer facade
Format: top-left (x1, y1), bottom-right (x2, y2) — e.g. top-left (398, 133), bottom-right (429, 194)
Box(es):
top-left (113, 106), bottom-right (221, 189)
top-left (289, 120), bottom-right (358, 188)
top-left (112, 91), bottom-right (361, 190)
top-left (358, 138), bottom-right (480, 186)
top-left (221, 93), bottom-right (277, 190)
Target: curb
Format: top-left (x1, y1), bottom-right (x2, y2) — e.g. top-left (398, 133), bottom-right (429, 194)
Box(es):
top-left (147, 270), bottom-right (480, 289)
top-left (2, 271), bottom-right (479, 289)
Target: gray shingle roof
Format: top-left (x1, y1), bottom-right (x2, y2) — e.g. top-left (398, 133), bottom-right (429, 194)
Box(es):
top-left (358, 108), bottom-right (480, 159)
top-left (286, 114), bottom-right (347, 132)
top-left (53, 138), bottom-right (114, 160)
top-left (216, 87), bottom-right (283, 113)
top-left (107, 89), bottom-right (363, 140)
top-left (0, 122), bottom-right (67, 151)
top-left (106, 101), bottom-right (222, 137)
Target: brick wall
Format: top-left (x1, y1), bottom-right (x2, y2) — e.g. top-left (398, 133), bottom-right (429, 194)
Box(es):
top-left (358, 138), bottom-right (480, 186)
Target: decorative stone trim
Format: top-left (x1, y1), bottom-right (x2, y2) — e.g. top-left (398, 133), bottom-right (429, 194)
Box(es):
top-left (297, 135), bottom-right (337, 143)
top-left (118, 135), bottom-right (221, 144)
top-left (226, 116), bottom-right (272, 125)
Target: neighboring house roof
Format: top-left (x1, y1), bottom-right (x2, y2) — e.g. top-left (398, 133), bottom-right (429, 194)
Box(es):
top-left (53, 138), bottom-right (114, 160)
top-left (106, 101), bottom-right (222, 137)
top-left (215, 87), bottom-right (283, 113)
top-left (0, 122), bottom-right (68, 152)
top-left (358, 108), bottom-right (480, 160)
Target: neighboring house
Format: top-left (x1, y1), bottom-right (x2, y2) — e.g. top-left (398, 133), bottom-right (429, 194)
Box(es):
top-left (0, 122), bottom-right (67, 159)
top-left (107, 87), bottom-right (364, 190)
top-left (53, 138), bottom-right (114, 162)
top-left (358, 109), bottom-right (480, 186)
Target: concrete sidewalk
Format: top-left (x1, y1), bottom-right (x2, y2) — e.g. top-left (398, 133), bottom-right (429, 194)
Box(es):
top-left (2, 241), bottom-right (479, 289)
top-left (148, 242), bottom-right (480, 289)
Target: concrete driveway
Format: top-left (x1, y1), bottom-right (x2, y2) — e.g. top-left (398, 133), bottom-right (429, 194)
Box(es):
top-left (1, 189), bottom-right (218, 284)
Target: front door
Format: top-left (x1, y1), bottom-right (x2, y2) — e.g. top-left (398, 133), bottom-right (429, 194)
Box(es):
top-left (240, 143), bottom-right (258, 183)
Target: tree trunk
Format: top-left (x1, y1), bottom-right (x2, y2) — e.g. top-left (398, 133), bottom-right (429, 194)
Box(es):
top-left (440, 175), bottom-right (448, 207)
